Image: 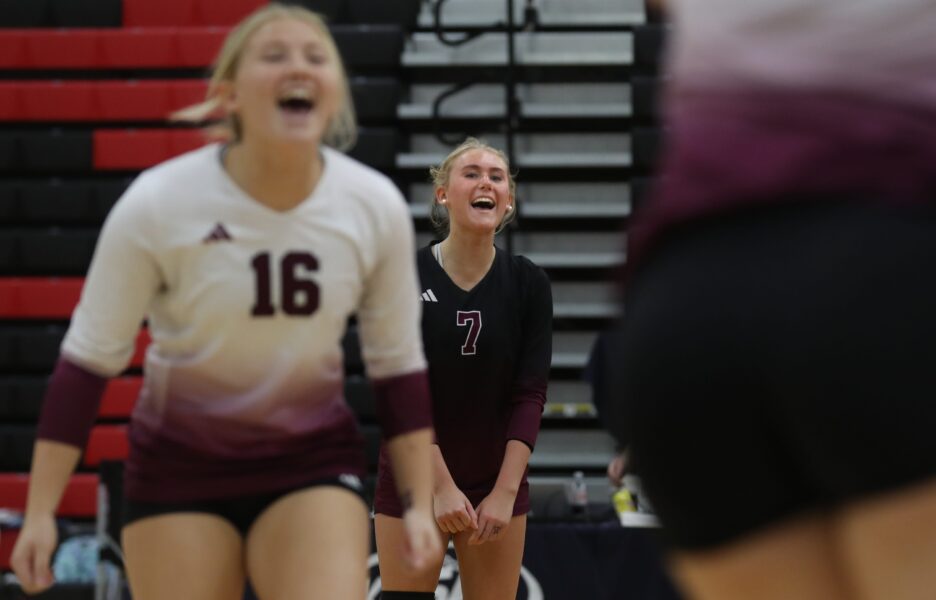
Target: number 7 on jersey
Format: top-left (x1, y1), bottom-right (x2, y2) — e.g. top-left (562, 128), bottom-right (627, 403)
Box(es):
top-left (456, 310), bottom-right (482, 355)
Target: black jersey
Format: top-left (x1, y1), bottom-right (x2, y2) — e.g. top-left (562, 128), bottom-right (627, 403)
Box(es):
top-left (374, 243), bottom-right (552, 515)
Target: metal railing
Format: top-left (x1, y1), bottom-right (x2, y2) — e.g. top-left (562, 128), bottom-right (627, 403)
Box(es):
top-left (429, 0), bottom-right (539, 253)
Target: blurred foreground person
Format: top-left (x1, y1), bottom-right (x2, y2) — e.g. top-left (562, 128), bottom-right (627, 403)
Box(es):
top-left (618, 1), bottom-right (936, 599)
top-left (11, 5), bottom-right (440, 598)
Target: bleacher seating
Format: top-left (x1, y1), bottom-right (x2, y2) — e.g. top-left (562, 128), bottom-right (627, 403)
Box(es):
top-left (0, 26), bottom-right (404, 71)
top-left (0, 179), bottom-right (129, 225)
top-left (122, 0), bottom-right (266, 27)
top-left (1, 0), bottom-right (263, 29)
top-left (0, 278), bottom-right (84, 317)
top-left (0, 81), bottom-right (207, 121)
top-left (0, 326), bottom-right (149, 370)
top-left (0, 0), bottom-right (122, 28)
top-left (0, 130), bottom-right (92, 173)
top-left (0, 128), bottom-right (398, 174)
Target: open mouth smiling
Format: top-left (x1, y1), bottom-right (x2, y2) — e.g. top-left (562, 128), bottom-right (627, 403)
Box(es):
top-left (471, 197), bottom-right (496, 210)
top-left (278, 89), bottom-right (315, 113)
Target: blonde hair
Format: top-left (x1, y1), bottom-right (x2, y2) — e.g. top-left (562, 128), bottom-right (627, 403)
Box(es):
top-left (429, 137), bottom-right (518, 237)
top-left (171, 3), bottom-right (357, 150)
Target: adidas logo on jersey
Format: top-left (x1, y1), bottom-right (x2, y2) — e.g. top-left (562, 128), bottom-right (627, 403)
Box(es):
top-left (203, 223), bottom-right (233, 243)
top-left (420, 289), bottom-right (438, 303)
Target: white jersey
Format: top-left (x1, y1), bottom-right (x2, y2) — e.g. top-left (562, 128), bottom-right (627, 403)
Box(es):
top-left (62, 144), bottom-right (425, 457)
top-left (667, 0), bottom-right (936, 109)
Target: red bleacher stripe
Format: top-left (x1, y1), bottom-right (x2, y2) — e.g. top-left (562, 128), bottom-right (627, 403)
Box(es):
top-left (21, 82), bottom-right (96, 121)
top-left (174, 27), bottom-right (228, 67)
top-left (170, 128), bottom-right (209, 155)
top-left (0, 28), bottom-right (228, 69)
top-left (123, 0), bottom-right (265, 27)
top-left (0, 31), bottom-right (27, 69)
top-left (0, 529), bottom-right (18, 570)
top-left (93, 129), bottom-right (208, 169)
top-left (0, 278), bottom-right (83, 318)
top-left (0, 83), bottom-right (17, 120)
top-left (84, 425), bottom-right (130, 466)
top-left (96, 80), bottom-right (173, 120)
top-left (123, 0), bottom-right (198, 27)
top-left (25, 30), bottom-right (99, 69)
top-left (131, 329), bottom-right (150, 367)
top-left (196, 0), bottom-right (268, 27)
top-left (0, 82), bottom-right (100, 121)
top-left (169, 80), bottom-right (210, 109)
top-left (0, 81), bottom-right (210, 122)
top-left (0, 278), bottom-right (151, 366)
top-left (0, 474), bottom-right (99, 517)
top-left (94, 129), bottom-right (171, 169)
top-left (101, 377), bottom-right (142, 417)
top-left (99, 28), bottom-right (176, 68)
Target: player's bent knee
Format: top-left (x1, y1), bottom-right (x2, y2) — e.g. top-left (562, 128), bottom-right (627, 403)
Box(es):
top-left (380, 592), bottom-right (436, 599)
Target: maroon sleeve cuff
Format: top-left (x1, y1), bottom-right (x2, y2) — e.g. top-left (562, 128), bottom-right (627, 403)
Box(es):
top-left (506, 383), bottom-right (546, 450)
top-left (36, 357), bottom-right (108, 449)
top-left (373, 370), bottom-right (433, 440)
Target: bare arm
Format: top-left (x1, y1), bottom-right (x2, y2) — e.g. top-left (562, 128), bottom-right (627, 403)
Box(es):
top-left (23, 440), bottom-right (82, 516)
top-left (493, 439), bottom-right (532, 497)
top-left (386, 428), bottom-right (434, 515)
top-left (431, 444), bottom-right (479, 533)
top-left (11, 440), bottom-right (83, 594)
top-left (431, 444), bottom-right (456, 492)
top-left (385, 428), bottom-right (443, 569)
top-left (468, 439), bottom-right (532, 545)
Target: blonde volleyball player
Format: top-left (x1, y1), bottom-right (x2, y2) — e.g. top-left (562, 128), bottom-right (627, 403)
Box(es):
top-left (374, 139), bottom-right (553, 600)
top-left (11, 5), bottom-right (440, 598)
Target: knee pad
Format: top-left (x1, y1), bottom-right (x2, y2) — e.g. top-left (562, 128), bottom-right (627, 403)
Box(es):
top-left (380, 592), bottom-right (436, 599)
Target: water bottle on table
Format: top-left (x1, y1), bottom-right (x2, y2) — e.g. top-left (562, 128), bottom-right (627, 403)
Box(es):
top-left (568, 470), bottom-right (589, 519)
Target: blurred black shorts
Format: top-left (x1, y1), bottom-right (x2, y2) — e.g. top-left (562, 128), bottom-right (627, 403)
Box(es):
top-left (123, 475), bottom-right (367, 537)
top-left (619, 200), bottom-right (936, 551)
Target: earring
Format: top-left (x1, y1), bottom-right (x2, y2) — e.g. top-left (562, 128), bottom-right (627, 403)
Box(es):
top-left (507, 205), bottom-right (513, 211)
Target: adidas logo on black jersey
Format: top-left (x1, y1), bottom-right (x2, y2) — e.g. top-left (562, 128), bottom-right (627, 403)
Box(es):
top-left (420, 289), bottom-right (438, 303)
top-left (203, 223), bottom-right (233, 243)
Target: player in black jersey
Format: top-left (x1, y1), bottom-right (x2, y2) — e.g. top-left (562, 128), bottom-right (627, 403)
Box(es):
top-left (374, 139), bottom-right (553, 600)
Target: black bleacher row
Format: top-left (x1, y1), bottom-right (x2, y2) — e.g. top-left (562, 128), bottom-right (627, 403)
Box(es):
top-left (0, 127), bottom-right (397, 173)
top-left (0, 24), bottom-right (405, 74)
top-left (0, 179), bottom-right (128, 225)
top-left (0, 0), bottom-right (122, 28)
top-left (1, 229), bottom-right (98, 275)
top-left (0, 130), bottom-right (90, 173)
top-left (0, 323), bottom-right (366, 375)
top-left (0, 0), bottom-right (421, 29)
top-left (0, 425), bottom-right (34, 471)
